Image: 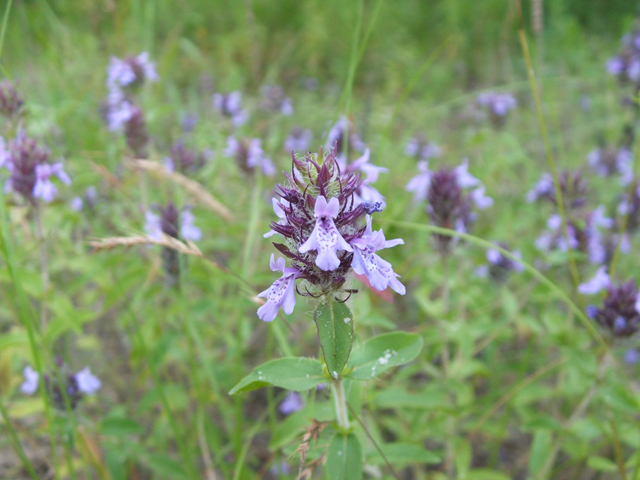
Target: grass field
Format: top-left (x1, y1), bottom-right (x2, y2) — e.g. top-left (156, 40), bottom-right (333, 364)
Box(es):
top-left (1, 1), bottom-right (640, 479)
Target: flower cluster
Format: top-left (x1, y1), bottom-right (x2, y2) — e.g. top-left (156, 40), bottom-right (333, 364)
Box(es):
top-left (475, 243), bottom-right (524, 282)
top-left (1, 133), bottom-right (70, 203)
top-left (534, 207), bottom-right (618, 266)
top-left (71, 186), bottom-right (98, 212)
top-left (257, 147), bottom-right (404, 322)
top-left (225, 136), bottom-right (275, 176)
top-left (284, 126), bottom-right (313, 153)
top-left (406, 159), bottom-right (493, 254)
top-left (579, 267), bottom-right (640, 338)
top-left (145, 202), bottom-right (202, 286)
top-left (587, 145), bottom-right (633, 184)
top-left (213, 91), bottom-right (248, 128)
top-left (325, 116), bottom-right (366, 166)
top-left (405, 134), bottom-right (442, 161)
top-left (104, 52), bottom-right (158, 132)
top-left (21, 363), bottom-right (101, 411)
top-left (476, 92), bottom-right (517, 128)
top-left (261, 85), bottom-right (293, 116)
top-left (526, 170), bottom-right (588, 211)
top-left (163, 139), bottom-right (210, 174)
top-left (0, 80), bottom-right (23, 119)
top-left (606, 25), bottom-right (640, 87)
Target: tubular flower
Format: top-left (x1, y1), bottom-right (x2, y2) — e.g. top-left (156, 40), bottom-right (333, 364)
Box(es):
top-left (350, 215), bottom-right (405, 294)
top-left (299, 195), bottom-right (353, 271)
top-left (257, 255), bottom-right (302, 322)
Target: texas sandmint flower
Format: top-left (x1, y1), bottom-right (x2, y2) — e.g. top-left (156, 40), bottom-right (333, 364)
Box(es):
top-left (475, 243), bottom-right (524, 282)
top-left (144, 202), bottom-right (202, 286)
top-left (261, 85), bottom-right (293, 116)
top-left (325, 116), bottom-right (366, 166)
top-left (526, 170), bottom-right (588, 211)
top-left (22, 361), bottom-right (101, 410)
top-left (258, 146), bottom-right (404, 321)
top-left (477, 92), bottom-right (517, 128)
top-left (580, 269), bottom-right (640, 338)
top-left (279, 391), bottom-right (304, 415)
top-left (225, 136), bottom-right (275, 176)
top-left (163, 139), bottom-right (209, 174)
top-left (606, 26), bottom-right (640, 87)
top-left (343, 149), bottom-right (388, 208)
top-left (408, 159), bottom-right (492, 254)
top-left (0, 80), bottom-right (24, 119)
top-left (213, 91), bottom-right (248, 127)
top-left (107, 52), bottom-right (158, 91)
top-left (405, 134), bottom-right (441, 161)
top-left (587, 145), bottom-right (633, 183)
top-left (618, 180), bottom-right (640, 234)
top-left (3, 133), bottom-right (71, 204)
top-left (123, 105), bottom-right (150, 158)
top-left (284, 126), bottom-right (313, 153)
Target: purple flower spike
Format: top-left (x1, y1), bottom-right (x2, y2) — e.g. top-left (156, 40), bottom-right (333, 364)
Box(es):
top-left (454, 160), bottom-right (480, 188)
top-left (578, 266), bottom-right (611, 295)
top-left (257, 255), bottom-right (301, 322)
top-left (74, 367), bottom-right (101, 395)
top-left (144, 211), bottom-right (163, 240)
top-left (300, 196), bottom-right (353, 271)
top-left (279, 391), bottom-right (304, 415)
top-left (351, 215), bottom-right (405, 294)
top-left (20, 366), bottom-right (39, 395)
top-left (33, 162), bottom-right (69, 202)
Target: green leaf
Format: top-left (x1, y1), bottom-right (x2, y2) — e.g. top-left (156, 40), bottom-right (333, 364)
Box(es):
top-left (314, 298), bottom-right (354, 379)
top-left (374, 387), bottom-right (450, 411)
top-left (527, 429), bottom-right (552, 477)
top-left (346, 332), bottom-right (423, 380)
top-left (325, 433), bottom-right (363, 480)
top-left (367, 443), bottom-right (440, 466)
top-left (586, 456), bottom-right (617, 472)
top-left (466, 469), bottom-right (512, 480)
top-left (229, 357), bottom-right (325, 395)
top-left (144, 454), bottom-right (188, 479)
top-left (99, 418), bottom-right (144, 437)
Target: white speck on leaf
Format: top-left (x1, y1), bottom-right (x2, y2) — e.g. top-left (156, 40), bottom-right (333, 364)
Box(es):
top-left (343, 317), bottom-right (351, 323)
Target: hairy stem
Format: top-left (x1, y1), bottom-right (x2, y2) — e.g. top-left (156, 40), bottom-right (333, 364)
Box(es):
top-left (331, 378), bottom-right (350, 431)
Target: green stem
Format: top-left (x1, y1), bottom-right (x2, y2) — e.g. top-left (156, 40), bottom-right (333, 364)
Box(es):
top-left (0, 396), bottom-right (39, 479)
top-left (517, 26), bottom-right (580, 289)
top-left (331, 378), bottom-right (350, 431)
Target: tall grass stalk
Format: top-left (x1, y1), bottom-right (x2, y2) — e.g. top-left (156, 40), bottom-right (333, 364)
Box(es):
top-left (517, 19), bottom-right (580, 289)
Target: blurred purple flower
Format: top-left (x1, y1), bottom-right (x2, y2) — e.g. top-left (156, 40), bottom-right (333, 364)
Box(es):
top-left (20, 365), bottom-right (39, 395)
top-left (225, 136), bottom-right (275, 176)
top-left (74, 367), bottom-right (101, 395)
top-left (279, 391), bottom-right (304, 415)
top-left (578, 266), bottom-right (611, 295)
top-left (284, 127), bottom-right (313, 153)
top-left (213, 91), bottom-right (248, 127)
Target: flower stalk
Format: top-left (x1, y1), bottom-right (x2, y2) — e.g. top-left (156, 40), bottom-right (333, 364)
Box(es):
top-left (331, 378), bottom-right (350, 431)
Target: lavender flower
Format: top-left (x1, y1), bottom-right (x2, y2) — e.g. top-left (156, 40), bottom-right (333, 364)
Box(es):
top-left (163, 139), bottom-right (208, 174)
top-left (23, 361), bottom-right (101, 410)
top-left (284, 127), bottom-right (313, 153)
top-left (213, 91), bottom-right (248, 127)
top-left (350, 215), bottom-right (405, 294)
top-left (618, 180), bottom-right (640, 234)
top-left (587, 146), bottom-right (632, 180)
top-left (583, 277), bottom-right (640, 338)
top-left (259, 146), bottom-right (404, 321)
top-left (299, 195), bottom-right (353, 271)
top-left (123, 105), bottom-right (149, 158)
top-left (578, 266), bottom-right (611, 295)
top-left (477, 92), bottom-right (517, 128)
top-left (20, 365), bottom-right (39, 395)
top-left (625, 349), bottom-right (640, 365)
top-left (74, 367), bottom-right (101, 395)
top-left (476, 243), bottom-right (524, 282)
top-left (70, 187), bottom-right (98, 212)
top-left (257, 255), bottom-right (302, 322)
top-left (3, 134), bottom-right (70, 203)
top-left (144, 202), bottom-right (201, 285)
top-left (225, 136), bottom-right (275, 176)
top-left (405, 135), bottom-right (441, 161)
top-left (406, 161), bottom-right (432, 203)
top-left (526, 170), bottom-right (588, 211)
top-left (104, 89), bottom-right (136, 132)
top-left (264, 198), bottom-right (288, 238)
top-left (261, 85), bottom-right (293, 115)
top-left (325, 116), bottom-right (365, 166)
top-left (344, 149), bottom-right (388, 208)
top-left (107, 52), bottom-right (158, 90)
top-left (279, 391), bottom-right (304, 415)
top-left (0, 80), bottom-right (24, 118)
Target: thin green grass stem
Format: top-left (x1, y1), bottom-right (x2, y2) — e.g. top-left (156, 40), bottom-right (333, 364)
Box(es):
top-left (0, 396), bottom-right (39, 480)
top-left (231, 410), bottom-right (268, 480)
top-left (0, 0), bottom-right (13, 64)
top-left (517, 27), bottom-right (580, 289)
top-left (0, 198), bottom-right (60, 479)
top-left (609, 110), bottom-right (640, 276)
